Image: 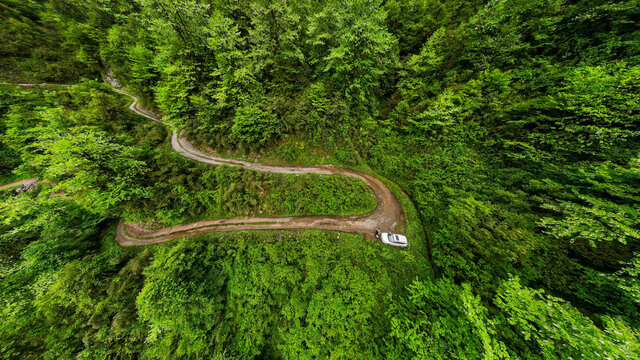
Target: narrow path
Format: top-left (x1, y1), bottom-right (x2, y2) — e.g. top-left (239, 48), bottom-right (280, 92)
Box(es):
top-left (4, 83), bottom-right (405, 246)
top-left (0, 178), bottom-right (38, 190)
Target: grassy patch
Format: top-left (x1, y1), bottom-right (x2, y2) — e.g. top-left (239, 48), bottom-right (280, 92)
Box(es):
top-left (132, 166), bottom-right (378, 228)
top-left (194, 133), bottom-right (361, 168)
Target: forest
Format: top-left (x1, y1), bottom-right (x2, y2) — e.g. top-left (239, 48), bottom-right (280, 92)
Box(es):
top-left (0, 0), bottom-right (639, 359)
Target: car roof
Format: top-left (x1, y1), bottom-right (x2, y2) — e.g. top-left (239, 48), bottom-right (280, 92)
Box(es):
top-left (387, 233), bottom-right (406, 243)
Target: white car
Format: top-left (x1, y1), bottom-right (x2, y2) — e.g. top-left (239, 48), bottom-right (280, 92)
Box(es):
top-left (381, 232), bottom-right (408, 247)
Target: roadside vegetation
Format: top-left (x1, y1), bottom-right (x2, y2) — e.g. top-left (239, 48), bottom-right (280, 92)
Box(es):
top-left (1, 0), bottom-right (639, 359)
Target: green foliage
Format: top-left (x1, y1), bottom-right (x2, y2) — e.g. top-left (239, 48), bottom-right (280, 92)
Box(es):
top-left (1, 83), bottom-right (160, 213)
top-left (371, 0), bottom-right (640, 303)
top-left (0, 0), bottom-right (97, 82)
top-left (495, 277), bottom-right (640, 359)
top-left (0, 191), bottom-right (102, 274)
top-left (135, 232), bottom-right (405, 359)
top-left (137, 240), bottom-right (226, 358)
top-left (1, 0), bottom-right (640, 358)
top-left (310, 0), bottom-right (397, 108)
top-left (1, 219), bottom-right (421, 359)
top-left (272, 174), bottom-right (377, 216)
top-left (231, 103), bottom-right (281, 147)
top-left (32, 126), bottom-right (151, 213)
top-left (384, 0), bottom-right (484, 56)
top-left (539, 193), bottom-right (640, 247)
top-left (386, 278), bottom-right (509, 359)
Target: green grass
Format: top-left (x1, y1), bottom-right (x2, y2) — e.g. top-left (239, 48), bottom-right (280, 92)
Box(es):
top-left (193, 133), bottom-right (360, 167)
top-left (134, 170), bottom-right (378, 228)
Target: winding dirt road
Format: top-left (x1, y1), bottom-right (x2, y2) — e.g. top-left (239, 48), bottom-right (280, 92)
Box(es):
top-left (4, 83), bottom-right (405, 246)
top-left (115, 89), bottom-right (404, 246)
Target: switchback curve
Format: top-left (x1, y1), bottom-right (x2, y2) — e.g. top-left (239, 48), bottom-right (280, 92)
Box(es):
top-left (112, 89), bottom-right (404, 246)
top-left (3, 83), bottom-right (405, 246)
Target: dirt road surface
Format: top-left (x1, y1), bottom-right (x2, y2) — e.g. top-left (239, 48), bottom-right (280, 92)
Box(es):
top-left (0, 179), bottom-right (38, 190)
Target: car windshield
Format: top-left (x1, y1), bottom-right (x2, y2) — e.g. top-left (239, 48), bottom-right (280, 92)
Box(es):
top-left (388, 234), bottom-right (403, 243)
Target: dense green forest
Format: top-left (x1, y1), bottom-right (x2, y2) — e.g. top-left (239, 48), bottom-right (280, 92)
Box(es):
top-left (1, 0), bottom-right (639, 359)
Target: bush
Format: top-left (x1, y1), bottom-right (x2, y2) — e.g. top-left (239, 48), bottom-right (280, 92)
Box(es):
top-left (231, 104), bottom-right (281, 147)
